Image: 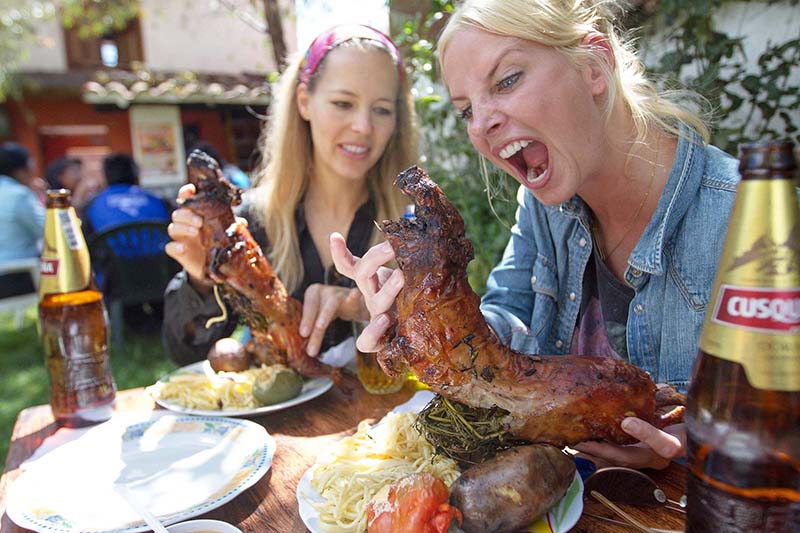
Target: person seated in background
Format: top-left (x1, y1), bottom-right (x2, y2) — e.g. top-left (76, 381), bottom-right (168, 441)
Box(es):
top-left (82, 153), bottom-right (172, 285)
top-left (0, 142), bottom-right (46, 298)
top-left (82, 153), bottom-right (172, 237)
top-left (189, 141), bottom-right (251, 189)
top-left (82, 152), bottom-right (173, 331)
top-left (44, 156), bottom-right (103, 208)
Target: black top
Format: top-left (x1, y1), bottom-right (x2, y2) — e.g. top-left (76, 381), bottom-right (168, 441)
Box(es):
top-left (579, 250), bottom-right (635, 360)
top-left (162, 191), bottom-right (376, 365)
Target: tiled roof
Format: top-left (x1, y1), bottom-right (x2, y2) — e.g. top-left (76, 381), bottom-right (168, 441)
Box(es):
top-left (81, 69), bottom-right (271, 107)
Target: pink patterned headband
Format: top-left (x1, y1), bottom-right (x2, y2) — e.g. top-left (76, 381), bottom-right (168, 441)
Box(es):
top-left (299, 24), bottom-right (404, 85)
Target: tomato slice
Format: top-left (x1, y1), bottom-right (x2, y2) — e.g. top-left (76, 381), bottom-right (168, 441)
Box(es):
top-left (367, 473), bottom-right (463, 533)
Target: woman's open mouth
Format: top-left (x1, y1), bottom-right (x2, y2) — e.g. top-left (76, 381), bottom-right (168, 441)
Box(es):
top-left (498, 139), bottom-right (549, 188)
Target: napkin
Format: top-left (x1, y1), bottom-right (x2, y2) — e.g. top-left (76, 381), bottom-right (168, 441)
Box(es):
top-left (20, 410), bottom-right (172, 471)
top-left (317, 336), bottom-right (357, 368)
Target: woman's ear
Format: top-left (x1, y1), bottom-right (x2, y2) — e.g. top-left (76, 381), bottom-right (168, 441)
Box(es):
top-left (581, 32), bottom-right (614, 97)
top-left (296, 82), bottom-right (310, 120)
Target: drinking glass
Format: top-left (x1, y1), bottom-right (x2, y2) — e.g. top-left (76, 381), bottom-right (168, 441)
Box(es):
top-left (353, 321), bottom-right (405, 394)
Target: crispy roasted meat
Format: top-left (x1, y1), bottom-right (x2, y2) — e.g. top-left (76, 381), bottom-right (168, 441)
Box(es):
top-left (378, 166), bottom-right (684, 446)
top-left (183, 150), bottom-right (342, 382)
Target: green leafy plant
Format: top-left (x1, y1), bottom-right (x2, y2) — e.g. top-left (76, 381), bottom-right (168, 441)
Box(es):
top-left (633, 0), bottom-right (799, 153)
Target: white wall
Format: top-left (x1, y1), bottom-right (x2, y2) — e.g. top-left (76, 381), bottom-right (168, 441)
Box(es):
top-left (18, 0), bottom-right (299, 74)
top-left (141, 0), bottom-right (278, 74)
top-left (19, 16), bottom-right (67, 71)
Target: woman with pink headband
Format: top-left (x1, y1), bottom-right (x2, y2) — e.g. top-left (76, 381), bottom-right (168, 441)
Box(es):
top-left (163, 24), bottom-right (418, 365)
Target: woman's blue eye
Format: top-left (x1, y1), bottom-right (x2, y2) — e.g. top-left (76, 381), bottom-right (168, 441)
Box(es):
top-left (498, 72), bottom-right (521, 90)
top-left (333, 101), bottom-right (352, 109)
top-left (374, 107), bottom-right (393, 116)
top-left (457, 105), bottom-right (472, 121)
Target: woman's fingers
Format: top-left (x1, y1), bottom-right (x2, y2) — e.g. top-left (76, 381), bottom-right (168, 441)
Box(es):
top-left (353, 241), bottom-right (395, 296)
top-left (621, 418), bottom-right (685, 460)
top-left (330, 232), bottom-right (357, 278)
top-left (366, 268), bottom-right (404, 317)
top-left (177, 183), bottom-right (196, 202)
top-left (356, 313), bottom-right (393, 353)
top-left (572, 440), bottom-right (670, 470)
top-left (171, 207), bottom-right (203, 228)
top-left (300, 284), bottom-right (365, 356)
top-left (305, 293), bottom-right (344, 356)
top-left (299, 285), bottom-right (321, 339)
top-left (572, 419), bottom-right (685, 470)
top-left (300, 284), bottom-right (342, 356)
top-left (330, 233), bottom-right (401, 319)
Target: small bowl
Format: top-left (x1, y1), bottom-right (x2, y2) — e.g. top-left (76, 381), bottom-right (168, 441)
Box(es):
top-left (166, 519), bottom-right (242, 533)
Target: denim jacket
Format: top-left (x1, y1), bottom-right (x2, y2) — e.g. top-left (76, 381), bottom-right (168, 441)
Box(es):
top-left (480, 131), bottom-right (741, 392)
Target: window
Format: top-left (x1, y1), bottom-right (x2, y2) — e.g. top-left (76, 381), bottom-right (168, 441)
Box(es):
top-left (64, 18), bottom-right (144, 69)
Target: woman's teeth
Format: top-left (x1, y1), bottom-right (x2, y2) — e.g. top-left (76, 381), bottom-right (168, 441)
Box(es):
top-left (499, 140), bottom-right (530, 160)
top-left (341, 144), bottom-right (368, 155)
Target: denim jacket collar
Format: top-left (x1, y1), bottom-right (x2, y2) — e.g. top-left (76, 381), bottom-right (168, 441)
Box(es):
top-left (549, 128), bottom-right (706, 277)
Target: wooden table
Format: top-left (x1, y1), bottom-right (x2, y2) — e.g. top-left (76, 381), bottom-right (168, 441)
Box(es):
top-left (0, 377), bottom-right (687, 532)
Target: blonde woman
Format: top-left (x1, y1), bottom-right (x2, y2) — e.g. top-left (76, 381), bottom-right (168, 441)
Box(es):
top-left (163, 24), bottom-right (417, 365)
top-left (331, 0), bottom-right (742, 470)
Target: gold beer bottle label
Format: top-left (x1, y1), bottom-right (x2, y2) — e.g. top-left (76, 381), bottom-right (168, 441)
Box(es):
top-left (39, 206), bottom-right (91, 297)
top-left (699, 179), bottom-right (800, 391)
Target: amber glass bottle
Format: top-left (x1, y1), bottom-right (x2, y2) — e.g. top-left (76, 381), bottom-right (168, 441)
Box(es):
top-left (685, 141), bottom-right (800, 531)
top-left (38, 189), bottom-right (116, 427)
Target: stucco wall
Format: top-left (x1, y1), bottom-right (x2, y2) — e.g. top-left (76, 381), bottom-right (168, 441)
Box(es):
top-left (18, 0), bottom-right (298, 74)
top-left (20, 16), bottom-right (67, 72)
top-left (139, 0), bottom-right (289, 74)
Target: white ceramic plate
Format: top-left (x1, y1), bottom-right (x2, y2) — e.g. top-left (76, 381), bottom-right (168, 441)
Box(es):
top-left (149, 361), bottom-right (333, 417)
top-left (7, 415), bottom-right (275, 533)
top-left (166, 519), bottom-right (242, 533)
top-left (296, 391), bottom-right (584, 533)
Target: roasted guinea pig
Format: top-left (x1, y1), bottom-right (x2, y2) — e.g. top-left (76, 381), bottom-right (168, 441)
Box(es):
top-left (377, 166), bottom-right (684, 446)
top-left (183, 150), bottom-right (343, 383)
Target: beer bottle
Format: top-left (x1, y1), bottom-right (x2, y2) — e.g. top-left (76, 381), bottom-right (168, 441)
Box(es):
top-left (38, 189), bottom-right (116, 427)
top-left (685, 140), bottom-right (800, 531)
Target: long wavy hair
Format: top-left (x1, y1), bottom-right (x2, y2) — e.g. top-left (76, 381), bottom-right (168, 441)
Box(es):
top-left (437, 0), bottom-right (710, 145)
top-left (251, 39), bottom-right (418, 293)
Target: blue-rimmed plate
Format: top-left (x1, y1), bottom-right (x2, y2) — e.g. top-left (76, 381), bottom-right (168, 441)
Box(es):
top-left (148, 361), bottom-right (333, 417)
top-left (7, 415), bottom-right (274, 532)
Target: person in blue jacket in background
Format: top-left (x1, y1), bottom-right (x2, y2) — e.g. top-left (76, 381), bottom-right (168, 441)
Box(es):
top-left (82, 153), bottom-right (171, 287)
top-left (83, 153), bottom-right (171, 235)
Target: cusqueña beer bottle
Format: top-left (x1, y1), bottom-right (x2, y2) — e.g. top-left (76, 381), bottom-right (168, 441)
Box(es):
top-left (685, 140), bottom-right (800, 531)
top-left (38, 189), bottom-right (116, 427)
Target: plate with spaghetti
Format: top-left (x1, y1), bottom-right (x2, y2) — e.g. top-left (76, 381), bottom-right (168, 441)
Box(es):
top-left (147, 361), bottom-right (333, 417)
top-left (296, 391), bottom-right (583, 533)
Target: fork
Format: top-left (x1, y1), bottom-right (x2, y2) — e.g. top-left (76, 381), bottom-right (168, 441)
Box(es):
top-left (114, 484), bottom-right (170, 533)
top-left (590, 490), bottom-right (683, 533)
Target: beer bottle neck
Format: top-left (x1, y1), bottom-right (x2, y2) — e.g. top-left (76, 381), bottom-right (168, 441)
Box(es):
top-left (39, 203), bottom-right (92, 296)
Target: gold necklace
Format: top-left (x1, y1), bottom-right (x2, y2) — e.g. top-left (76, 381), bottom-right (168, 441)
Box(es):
top-left (594, 144), bottom-right (659, 261)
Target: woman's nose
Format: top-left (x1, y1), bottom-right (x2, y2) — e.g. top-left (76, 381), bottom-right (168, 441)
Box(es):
top-left (468, 102), bottom-right (504, 139)
top-left (351, 109), bottom-right (373, 134)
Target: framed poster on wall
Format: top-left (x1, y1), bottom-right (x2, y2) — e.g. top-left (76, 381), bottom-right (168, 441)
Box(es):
top-left (130, 105), bottom-right (186, 188)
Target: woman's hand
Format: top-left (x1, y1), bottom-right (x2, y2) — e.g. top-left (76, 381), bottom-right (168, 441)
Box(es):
top-left (573, 419), bottom-right (686, 470)
top-left (330, 232), bottom-right (404, 353)
top-left (300, 283), bottom-right (366, 356)
top-left (164, 184), bottom-right (213, 293)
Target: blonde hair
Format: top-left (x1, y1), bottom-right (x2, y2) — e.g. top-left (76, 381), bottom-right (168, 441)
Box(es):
top-left (252, 39), bottom-right (418, 293)
top-left (437, 0), bottom-right (710, 145)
